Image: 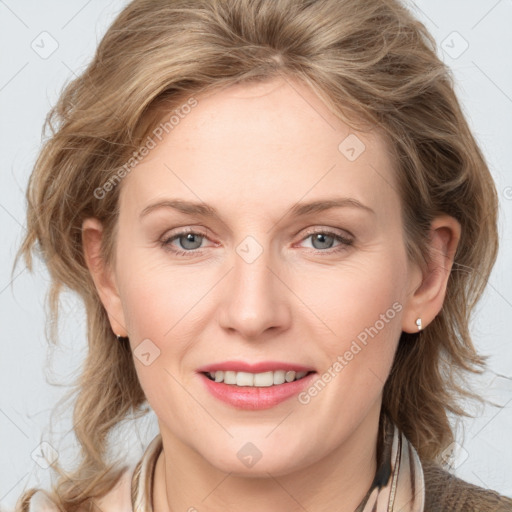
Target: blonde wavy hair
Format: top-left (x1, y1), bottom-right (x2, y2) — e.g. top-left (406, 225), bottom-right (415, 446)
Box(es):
top-left (15, 0), bottom-right (498, 510)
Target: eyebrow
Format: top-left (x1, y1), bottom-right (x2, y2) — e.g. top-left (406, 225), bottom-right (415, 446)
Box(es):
top-left (139, 197), bottom-right (375, 220)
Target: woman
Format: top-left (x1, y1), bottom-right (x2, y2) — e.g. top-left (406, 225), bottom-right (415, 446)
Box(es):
top-left (14, 0), bottom-right (512, 510)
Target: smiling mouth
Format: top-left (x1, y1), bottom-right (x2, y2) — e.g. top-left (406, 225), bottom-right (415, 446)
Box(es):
top-left (202, 369), bottom-right (315, 387)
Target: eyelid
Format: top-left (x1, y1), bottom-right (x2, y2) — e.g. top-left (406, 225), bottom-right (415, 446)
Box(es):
top-left (299, 226), bottom-right (354, 242)
top-left (160, 227), bottom-right (213, 249)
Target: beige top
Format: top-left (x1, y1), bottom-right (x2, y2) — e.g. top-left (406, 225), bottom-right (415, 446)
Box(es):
top-left (130, 434), bottom-right (163, 512)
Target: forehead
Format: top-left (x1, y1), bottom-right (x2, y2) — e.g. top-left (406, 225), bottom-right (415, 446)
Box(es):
top-left (120, 77), bottom-right (400, 221)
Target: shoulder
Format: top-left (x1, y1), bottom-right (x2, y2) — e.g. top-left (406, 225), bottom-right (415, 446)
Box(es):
top-left (422, 460), bottom-right (512, 512)
top-left (24, 465), bottom-right (134, 512)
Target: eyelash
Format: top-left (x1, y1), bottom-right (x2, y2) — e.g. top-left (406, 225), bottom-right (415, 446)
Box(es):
top-left (160, 228), bottom-right (354, 257)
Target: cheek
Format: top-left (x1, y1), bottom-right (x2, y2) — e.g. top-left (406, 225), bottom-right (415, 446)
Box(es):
top-left (116, 257), bottom-right (204, 408)
top-left (116, 247), bottom-right (204, 336)
top-left (293, 249), bottom-right (406, 389)
top-left (298, 249), bottom-right (405, 332)
top-left (115, 252), bottom-right (218, 401)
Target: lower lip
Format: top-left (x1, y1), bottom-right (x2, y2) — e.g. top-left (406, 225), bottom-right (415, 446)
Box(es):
top-left (198, 372), bottom-right (317, 410)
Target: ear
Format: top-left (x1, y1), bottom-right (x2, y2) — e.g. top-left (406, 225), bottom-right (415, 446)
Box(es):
top-left (82, 217), bottom-right (128, 337)
top-left (401, 215), bottom-right (461, 333)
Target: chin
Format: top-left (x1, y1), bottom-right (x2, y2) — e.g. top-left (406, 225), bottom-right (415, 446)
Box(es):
top-left (201, 440), bottom-right (313, 477)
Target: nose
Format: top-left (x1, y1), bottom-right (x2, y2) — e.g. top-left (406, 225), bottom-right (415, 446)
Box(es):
top-left (217, 240), bottom-right (292, 341)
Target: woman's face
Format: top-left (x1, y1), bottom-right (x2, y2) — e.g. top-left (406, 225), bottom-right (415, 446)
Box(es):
top-left (93, 77), bottom-right (423, 475)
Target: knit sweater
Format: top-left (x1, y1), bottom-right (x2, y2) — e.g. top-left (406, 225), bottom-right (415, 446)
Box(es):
top-left (422, 460), bottom-right (512, 511)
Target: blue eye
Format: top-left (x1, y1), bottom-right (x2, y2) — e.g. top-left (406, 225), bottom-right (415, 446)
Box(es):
top-left (160, 229), bottom-right (209, 256)
top-left (300, 230), bottom-right (354, 253)
top-left (160, 228), bottom-right (353, 257)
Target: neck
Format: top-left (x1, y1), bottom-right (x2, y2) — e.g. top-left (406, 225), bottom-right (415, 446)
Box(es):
top-left (153, 407), bottom-right (380, 512)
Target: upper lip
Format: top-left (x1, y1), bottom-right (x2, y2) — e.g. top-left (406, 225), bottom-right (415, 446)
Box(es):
top-left (197, 361), bottom-right (316, 373)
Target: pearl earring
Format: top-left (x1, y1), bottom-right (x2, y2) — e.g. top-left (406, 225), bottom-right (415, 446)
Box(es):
top-left (415, 318), bottom-right (422, 331)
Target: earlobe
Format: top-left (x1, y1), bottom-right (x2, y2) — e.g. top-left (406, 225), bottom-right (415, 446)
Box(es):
top-left (401, 215), bottom-right (461, 334)
top-left (82, 217), bottom-right (128, 337)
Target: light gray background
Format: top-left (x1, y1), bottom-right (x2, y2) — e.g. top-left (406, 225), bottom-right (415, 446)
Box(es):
top-left (1, 1), bottom-right (511, 510)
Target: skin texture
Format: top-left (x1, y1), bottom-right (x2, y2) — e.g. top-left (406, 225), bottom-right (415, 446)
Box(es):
top-left (83, 77), bottom-right (460, 512)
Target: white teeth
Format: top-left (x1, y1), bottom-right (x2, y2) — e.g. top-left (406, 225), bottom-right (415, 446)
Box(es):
top-left (285, 370), bottom-right (296, 382)
top-left (206, 369), bottom-right (311, 386)
top-left (224, 371), bottom-right (237, 385)
top-left (236, 371), bottom-right (254, 386)
top-left (273, 370), bottom-right (285, 385)
top-left (254, 371), bottom-right (273, 387)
